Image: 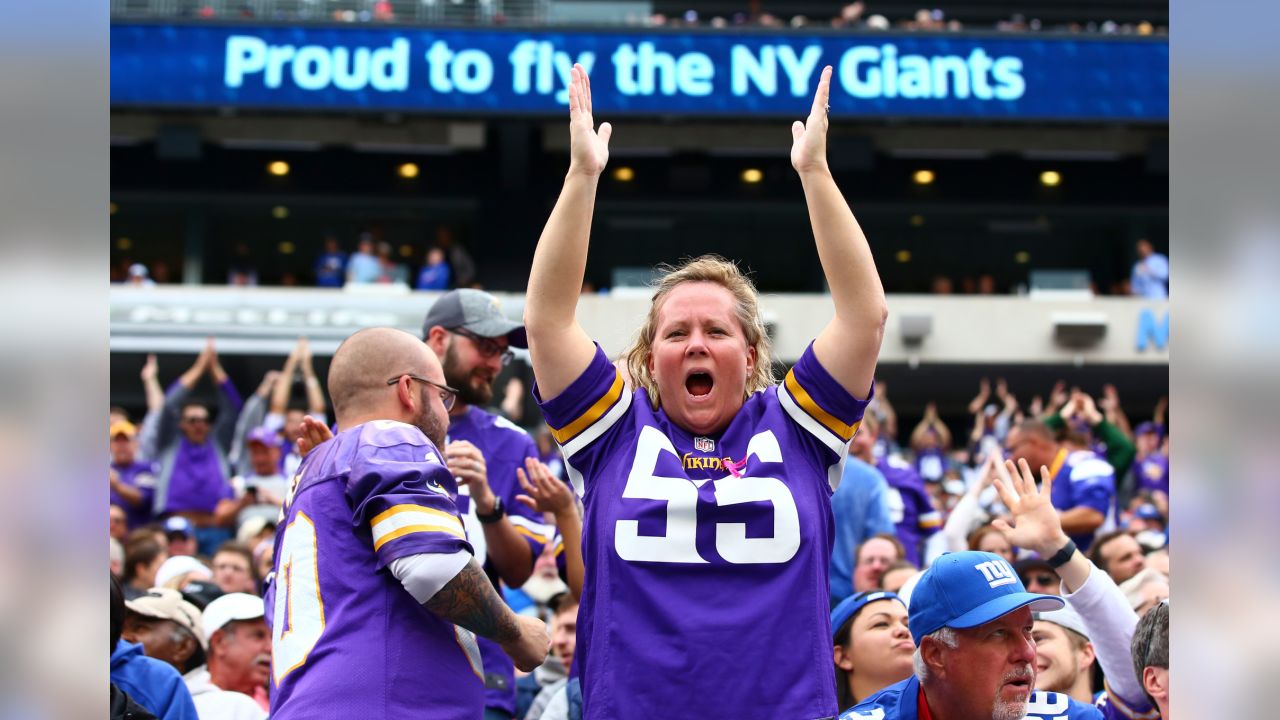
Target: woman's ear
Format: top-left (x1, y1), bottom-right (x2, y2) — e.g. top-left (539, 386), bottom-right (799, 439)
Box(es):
top-left (833, 644), bottom-right (855, 672)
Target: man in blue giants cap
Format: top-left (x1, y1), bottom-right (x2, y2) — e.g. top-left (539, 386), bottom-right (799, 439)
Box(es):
top-left (844, 459), bottom-right (1128, 720)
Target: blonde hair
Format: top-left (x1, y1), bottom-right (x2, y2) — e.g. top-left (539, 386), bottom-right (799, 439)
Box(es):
top-left (622, 255), bottom-right (776, 409)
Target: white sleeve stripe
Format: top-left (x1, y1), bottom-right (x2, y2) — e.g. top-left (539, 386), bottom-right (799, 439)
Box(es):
top-left (777, 383), bottom-right (847, 457)
top-left (372, 510), bottom-right (465, 544)
top-left (559, 387), bottom-right (632, 459)
top-left (390, 550), bottom-right (471, 604)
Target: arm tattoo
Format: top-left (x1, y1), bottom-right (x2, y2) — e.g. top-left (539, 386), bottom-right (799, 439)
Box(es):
top-left (423, 558), bottom-right (519, 643)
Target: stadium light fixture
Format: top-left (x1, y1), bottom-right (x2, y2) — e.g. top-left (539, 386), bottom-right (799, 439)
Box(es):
top-left (1015, 251), bottom-right (1031, 264)
top-left (398, 162), bottom-right (420, 179)
top-left (399, 244), bottom-right (415, 258)
top-left (1040, 170), bottom-right (1061, 187)
top-left (741, 168), bottom-right (763, 184)
top-left (278, 241), bottom-right (295, 255)
top-left (110, 202), bottom-right (118, 216)
top-left (896, 250), bottom-right (912, 263)
top-left (272, 205), bottom-right (289, 219)
top-left (116, 237), bottom-right (132, 251)
top-left (613, 166), bottom-right (635, 182)
top-left (268, 160), bottom-right (290, 176)
top-left (909, 214), bottom-right (925, 227)
top-left (913, 169), bottom-right (935, 185)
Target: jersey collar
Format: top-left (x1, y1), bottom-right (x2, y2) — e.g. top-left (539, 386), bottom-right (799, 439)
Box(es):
top-left (1048, 447), bottom-right (1069, 478)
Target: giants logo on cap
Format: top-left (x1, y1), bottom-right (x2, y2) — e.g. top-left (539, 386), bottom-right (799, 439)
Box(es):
top-left (974, 559), bottom-right (1017, 589)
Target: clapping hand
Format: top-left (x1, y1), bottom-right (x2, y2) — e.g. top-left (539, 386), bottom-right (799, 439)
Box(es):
top-left (567, 64), bottom-right (611, 177)
top-left (516, 457), bottom-right (575, 517)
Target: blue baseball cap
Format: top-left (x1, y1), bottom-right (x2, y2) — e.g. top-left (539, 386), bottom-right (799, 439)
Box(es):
top-left (1134, 421), bottom-right (1163, 438)
top-left (908, 551), bottom-right (1064, 645)
top-left (164, 515), bottom-right (194, 538)
top-left (831, 590), bottom-right (906, 638)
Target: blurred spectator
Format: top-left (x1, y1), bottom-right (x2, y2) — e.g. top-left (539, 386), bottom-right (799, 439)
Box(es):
top-left (124, 536), bottom-right (170, 600)
top-left (155, 556), bottom-right (214, 592)
top-left (123, 588), bottom-right (207, 675)
top-left (830, 448), bottom-right (896, 602)
top-left (415, 246), bottom-right (452, 290)
top-left (227, 427), bottom-right (288, 531)
top-left (522, 592), bottom-right (579, 720)
top-left (435, 225), bottom-right (476, 288)
top-left (111, 504), bottom-right (130, 542)
top-left (930, 276), bottom-right (954, 294)
top-left (1087, 531), bottom-right (1146, 585)
top-left (908, 402), bottom-right (951, 482)
top-left (879, 560), bottom-right (919, 594)
top-left (186, 594), bottom-right (270, 719)
top-left (227, 243), bottom-right (259, 286)
top-left (345, 233), bottom-right (380, 284)
top-left (313, 234), bottom-right (347, 288)
top-left (164, 517), bottom-right (199, 558)
top-left (1118, 568), bottom-right (1169, 617)
top-left (112, 420), bottom-right (158, 530)
top-left (112, 575), bottom-right (201, 720)
top-left (128, 263), bottom-right (157, 288)
top-left (1129, 239), bottom-right (1169, 299)
top-left (855, 414), bottom-right (942, 565)
top-left (211, 542), bottom-right (258, 596)
top-left (966, 523), bottom-right (1014, 562)
top-left (852, 533), bottom-right (905, 593)
top-left (1131, 421), bottom-right (1168, 500)
top-left (976, 274), bottom-right (997, 294)
top-left (1005, 418), bottom-right (1116, 550)
top-left (1130, 602), bottom-right (1169, 717)
top-left (375, 241), bottom-right (409, 284)
top-left (534, 425), bottom-right (566, 481)
top-left (1043, 388), bottom-right (1137, 482)
top-left (111, 537), bottom-right (126, 577)
top-left (265, 337), bottom-right (327, 477)
top-left (1014, 557), bottom-right (1060, 597)
top-left (831, 590), bottom-right (913, 713)
top-left (146, 339), bottom-right (243, 556)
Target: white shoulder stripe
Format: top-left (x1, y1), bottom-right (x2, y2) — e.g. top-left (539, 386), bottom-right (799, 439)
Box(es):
top-left (777, 384), bottom-right (848, 457)
top-left (559, 387), bottom-right (632, 459)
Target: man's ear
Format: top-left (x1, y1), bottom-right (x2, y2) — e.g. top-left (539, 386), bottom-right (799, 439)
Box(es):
top-left (920, 636), bottom-right (948, 680)
top-left (1143, 666), bottom-right (1168, 700)
top-left (425, 326), bottom-right (450, 355)
top-left (1078, 641), bottom-right (1097, 672)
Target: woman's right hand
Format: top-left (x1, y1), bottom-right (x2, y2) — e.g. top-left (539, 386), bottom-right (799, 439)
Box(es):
top-left (567, 63), bottom-right (611, 177)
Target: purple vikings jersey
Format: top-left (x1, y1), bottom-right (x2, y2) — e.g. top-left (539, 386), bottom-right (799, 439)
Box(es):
top-left (447, 406), bottom-right (552, 715)
top-left (536, 343), bottom-right (869, 720)
top-left (1134, 453), bottom-right (1169, 496)
top-left (1047, 448), bottom-right (1117, 550)
top-left (264, 421), bottom-right (483, 720)
top-left (876, 456), bottom-right (942, 566)
top-left (843, 676), bottom-right (1120, 719)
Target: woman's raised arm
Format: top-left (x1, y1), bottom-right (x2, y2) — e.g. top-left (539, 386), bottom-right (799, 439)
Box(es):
top-left (792, 66), bottom-right (888, 399)
top-left (524, 64), bottom-right (613, 401)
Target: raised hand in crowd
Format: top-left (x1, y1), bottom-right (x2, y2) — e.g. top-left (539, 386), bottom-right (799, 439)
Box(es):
top-left (140, 353), bottom-right (165, 412)
top-left (517, 457), bottom-right (583, 599)
top-left (967, 377), bottom-right (991, 415)
top-left (295, 415), bottom-right (333, 458)
top-left (254, 370), bottom-right (281, 399)
top-left (1153, 395), bottom-right (1167, 428)
top-left (1047, 380), bottom-right (1068, 416)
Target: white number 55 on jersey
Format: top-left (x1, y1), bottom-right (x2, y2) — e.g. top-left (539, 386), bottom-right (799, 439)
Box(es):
top-left (615, 426), bottom-right (800, 565)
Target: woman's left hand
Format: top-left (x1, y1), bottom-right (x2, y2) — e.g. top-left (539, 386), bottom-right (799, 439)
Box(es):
top-left (790, 65), bottom-right (833, 175)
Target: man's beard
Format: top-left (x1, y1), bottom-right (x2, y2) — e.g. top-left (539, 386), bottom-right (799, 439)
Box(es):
top-left (992, 664), bottom-right (1035, 720)
top-left (444, 342), bottom-right (493, 407)
top-left (414, 389), bottom-right (448, 448)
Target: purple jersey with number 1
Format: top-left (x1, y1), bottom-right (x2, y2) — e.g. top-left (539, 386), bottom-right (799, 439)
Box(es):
top-left (536, 342), bottom-right (870, 720)
top-left (265, 420), bottom-right (483, 720)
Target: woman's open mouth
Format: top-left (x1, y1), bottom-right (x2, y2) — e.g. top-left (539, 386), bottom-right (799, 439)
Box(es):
top-left (685, 372), bottom-right (714, 397)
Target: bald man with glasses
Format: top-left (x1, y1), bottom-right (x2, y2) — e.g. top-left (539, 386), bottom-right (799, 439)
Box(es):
top-left (266, 327), bottom-right (548, 720)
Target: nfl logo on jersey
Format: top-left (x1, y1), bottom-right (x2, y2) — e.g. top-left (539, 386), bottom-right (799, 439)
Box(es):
top-left (694, 436), bottom-right (715, 453)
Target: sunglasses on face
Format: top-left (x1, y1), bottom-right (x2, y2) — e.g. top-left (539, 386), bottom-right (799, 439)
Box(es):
top-left (182, 416), bottom-right (209, 425)
top-left (387, 374), bottom-right (459, 412)
top-left (450, 327), bottom-right (514, 366)
top-left (1026, 573), bottom-right (1057, 587)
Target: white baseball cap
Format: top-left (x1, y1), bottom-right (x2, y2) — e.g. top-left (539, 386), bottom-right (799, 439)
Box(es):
top-left (155, 555), bottom-right (212, 588)
top-left (1034, 603), bottom-right (1091, 642)
top-left (201, 592), bottom-right (266, 642)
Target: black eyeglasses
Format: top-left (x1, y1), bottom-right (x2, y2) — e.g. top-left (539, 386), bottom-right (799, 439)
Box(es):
top-left (387, 374), bottom-right (458, 412)
top-left (450, 327), bottom-right (514, 366)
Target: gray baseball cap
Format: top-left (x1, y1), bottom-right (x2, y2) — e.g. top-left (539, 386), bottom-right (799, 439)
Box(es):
top-left (422, 289), bottom-right (527, 348)
top-left (1034, 603), bottom-right (1090, 642)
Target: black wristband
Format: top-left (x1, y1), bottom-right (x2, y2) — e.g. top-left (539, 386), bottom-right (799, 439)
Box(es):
top-left (476, 496), bottom-right (505, 524)
top-left (1046, 539), bottom-right (1077, 569)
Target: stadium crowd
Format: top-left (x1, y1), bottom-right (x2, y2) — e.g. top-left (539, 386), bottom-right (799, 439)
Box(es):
top-left (109, 67), bottom-right (1169, 720)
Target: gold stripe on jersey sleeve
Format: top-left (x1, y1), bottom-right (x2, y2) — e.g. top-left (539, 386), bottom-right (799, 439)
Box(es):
top-left (548, 371), bottom-right (625, 445)
top-left (372, 523), bottom-right (467, 552)
top-left (370, 503), bottom-right (461, 528)
top-left (783, 369), bottom-right (861, 441)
